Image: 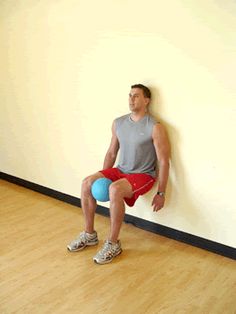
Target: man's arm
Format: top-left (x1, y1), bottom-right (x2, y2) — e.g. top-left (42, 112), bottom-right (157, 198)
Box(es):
top-left (103, 121), bottom-right (120, 170)
top-left (152, 123), bottom-right (170, 211)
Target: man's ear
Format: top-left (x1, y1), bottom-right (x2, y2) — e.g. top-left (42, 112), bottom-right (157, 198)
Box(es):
top-left (145, 99), bottom-right (150, 112)
top-left (145, 97), bottom-right (151, 106)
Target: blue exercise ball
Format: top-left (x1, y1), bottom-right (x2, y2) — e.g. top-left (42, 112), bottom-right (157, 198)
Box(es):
top-left (91, 178), bottom-right (112, 202)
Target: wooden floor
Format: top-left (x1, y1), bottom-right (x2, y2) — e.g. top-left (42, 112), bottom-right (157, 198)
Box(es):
top-left (0, 180), bottom-right (235, 314)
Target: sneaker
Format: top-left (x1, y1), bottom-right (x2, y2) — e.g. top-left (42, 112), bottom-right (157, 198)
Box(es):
top-left (67, 231), bottom-right (98, 252)
top-left (93, 240), bottom-right (122, 264)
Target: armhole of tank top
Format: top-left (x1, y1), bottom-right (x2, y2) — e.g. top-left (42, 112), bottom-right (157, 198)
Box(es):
top-left (149, 115), bottom-right (160, 125)
top-left (151, 121), bottom-right (160, 136)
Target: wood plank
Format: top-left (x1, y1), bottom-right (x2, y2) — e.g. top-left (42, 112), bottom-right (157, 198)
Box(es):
top-left (0, 179), bottom-right (235, 314)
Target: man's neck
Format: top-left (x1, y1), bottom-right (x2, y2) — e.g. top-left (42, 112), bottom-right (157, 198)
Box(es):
top-left (130, 111), bottom-right (147, 122)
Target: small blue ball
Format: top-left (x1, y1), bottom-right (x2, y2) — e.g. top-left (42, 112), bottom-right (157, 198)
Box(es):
top-left (91, 178), bottom-right (112, 202)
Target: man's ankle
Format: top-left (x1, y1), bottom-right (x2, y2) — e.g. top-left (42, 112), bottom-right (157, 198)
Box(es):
top-left (85, 230), bottom-right (96, 235)
top-left (108, 238), bottom-right (118, 244)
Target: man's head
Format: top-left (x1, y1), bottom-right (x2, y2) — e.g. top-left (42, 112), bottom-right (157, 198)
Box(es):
top-left (129, 84), bottom-right (151, 113)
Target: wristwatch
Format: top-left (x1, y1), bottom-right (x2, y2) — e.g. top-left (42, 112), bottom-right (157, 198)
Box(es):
top-left (157, 191), bottom-right (165, 197)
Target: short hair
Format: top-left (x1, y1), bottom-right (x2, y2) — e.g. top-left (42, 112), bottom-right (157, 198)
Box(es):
top-left (131, 84), bottom-right (151, 99)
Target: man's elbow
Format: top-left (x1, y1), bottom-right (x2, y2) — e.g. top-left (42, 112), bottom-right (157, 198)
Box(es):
top-left (107, 151), bottom-right (117, 161)
top-left (158, 158), bottom-right (170, 169)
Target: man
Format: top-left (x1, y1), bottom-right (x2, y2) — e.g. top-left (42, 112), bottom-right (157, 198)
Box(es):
top-left (67, 84), bottom-right (170, 264)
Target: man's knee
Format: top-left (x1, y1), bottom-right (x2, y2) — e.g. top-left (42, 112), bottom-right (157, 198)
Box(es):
top-left (109, 180), bottom-right (132, 200)
top-left (82, 172), bottom-right (103, 192)
top-left (82, 176), bottom-right (92, 191)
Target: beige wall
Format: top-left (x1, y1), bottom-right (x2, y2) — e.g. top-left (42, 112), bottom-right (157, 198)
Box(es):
top-left (1, 0), bottom-right (235, 247)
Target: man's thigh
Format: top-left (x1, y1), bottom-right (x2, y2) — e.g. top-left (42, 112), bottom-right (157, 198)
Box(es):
top-left (123, 173), bottom-right (156, 207)
top-left (109, 178), bottom-right (133, 199)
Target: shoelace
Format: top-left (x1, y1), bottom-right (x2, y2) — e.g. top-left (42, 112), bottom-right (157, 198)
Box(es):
top-left (74, 232), bottom-right (87, 245)
top-left (98, 241), bottom-right (116, 257)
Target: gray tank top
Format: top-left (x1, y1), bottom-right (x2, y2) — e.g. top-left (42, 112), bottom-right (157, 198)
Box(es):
top-left (115, 114), bottom-right (158, 178)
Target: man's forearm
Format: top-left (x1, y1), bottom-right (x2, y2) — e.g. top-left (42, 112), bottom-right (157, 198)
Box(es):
top-left (157, 161), bottom-right (169, 192)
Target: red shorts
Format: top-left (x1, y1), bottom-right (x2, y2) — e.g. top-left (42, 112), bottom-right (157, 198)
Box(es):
top-left (99, 168), bottom-right (156, 207)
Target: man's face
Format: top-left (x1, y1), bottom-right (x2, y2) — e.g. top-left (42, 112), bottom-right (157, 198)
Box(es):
top-left (129, 88), bottom-right (150, 113)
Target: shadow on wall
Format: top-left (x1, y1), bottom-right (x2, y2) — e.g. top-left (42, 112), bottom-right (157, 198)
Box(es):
top-left (146, 86), bottom-right (209, 234)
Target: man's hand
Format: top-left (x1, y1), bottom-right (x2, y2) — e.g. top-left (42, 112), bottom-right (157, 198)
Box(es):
top-left (152, 194), bottom-right (165, 212)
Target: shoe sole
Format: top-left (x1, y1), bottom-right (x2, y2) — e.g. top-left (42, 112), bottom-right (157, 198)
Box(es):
top-left (93, 248), bottom-right (122, 265)
top-left (67, 240), bottom-right (99, 252)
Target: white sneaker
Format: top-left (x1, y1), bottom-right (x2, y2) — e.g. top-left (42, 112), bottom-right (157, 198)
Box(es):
top-left (67, 231), bottom-right (98, 252)
top-left (93, 240), bottom-right (122, 264)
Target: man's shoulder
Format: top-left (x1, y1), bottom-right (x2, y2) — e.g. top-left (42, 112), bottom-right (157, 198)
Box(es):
top-left (114, 114), bottom-right (130, 124)
top-left (115, 113), bottom-right (130, 120)
top-left (146, 114), bottom-right (159, 125)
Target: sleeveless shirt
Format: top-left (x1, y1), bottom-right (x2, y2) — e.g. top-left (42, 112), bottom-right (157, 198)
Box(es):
top-left (115, 114), bottom-right (158, 178)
